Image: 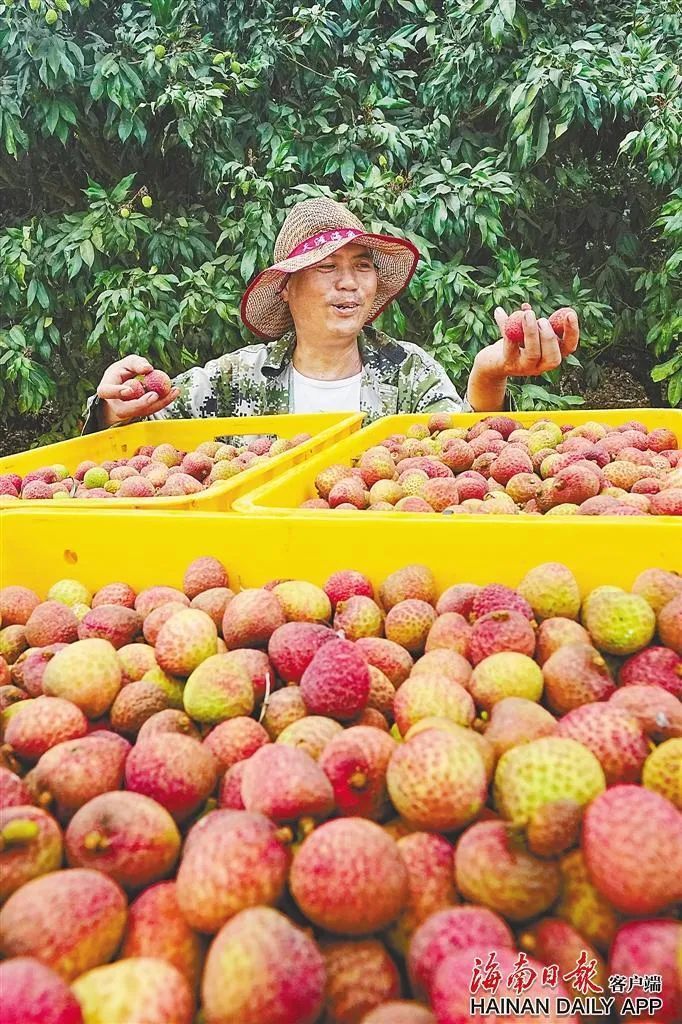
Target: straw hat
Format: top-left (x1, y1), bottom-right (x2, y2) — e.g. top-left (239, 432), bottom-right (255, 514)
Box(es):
top-left (240, 196), bottom-right (420, 340)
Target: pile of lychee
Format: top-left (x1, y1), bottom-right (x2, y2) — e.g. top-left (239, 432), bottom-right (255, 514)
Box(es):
top-left (1, 433), bottom-right (312, 501)
top-left (302, 414), bottom-right (682, 515)
top-left (1, 556), bottom-right (681, 1023)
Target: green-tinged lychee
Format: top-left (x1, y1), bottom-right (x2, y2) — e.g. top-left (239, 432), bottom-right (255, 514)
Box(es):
top-left (261, 685), bottom-right (307, 738)
top-left (386, 832), bottom-right (456, 955)
top-left (290, 818), bottom-right (408, 935)
top-left (403, 718), bottom-right (495, 780)
top-left (155, 608), bottom-right (218, 677)
top-left (334, 595), bottom-right (383, 640)
top-left (0, 867), bottom-right (127, 980)
top-left (121, 881), bottom-right (204, 994)
top-left (143, 603), bottom-right (186, 646)
top-left (272, 580), bottom-right (332, 623)
top-left (631, 567), bottom-right (682, 613)
top-left (385, 599), bottom-right (437, 654)
top-left (555, 848), bottom-right (619, 953)
top-left (72, 958), bottom-right (193, 1024)
top-left (0, 626), bottom-right (27, 664)
top-left (222, 589), bottom-right (286, 648)
top-left (386, 728), bottom-right (487, 831)
top-left (241, 743), bottom-right (334, 824)
top-left (583, 586), bottom-right (656, 655)
top-left (494, 736), bottom-right (606, 824)
top-left (393, 675), bottom-right (475, 735)
top-left (642, 738), bottom-right (682, 808)
top-left (582, 784), bottom-right (682, 915)
top-left (177, 810), bottom-right (290, 934)
top-left (379, 565), bottom-right (437, 611)
top-left (183, 654), bottom-right (253, 724)
top-left (125, 733), bottom-right (217, 822)
top-left (517, 562), bottom-right (581, 620)
top-left (0, 805), bottom-right (63, 902)
top-left (277, 715), bottom-right (342, 760)
top-left (455, 820), bottom-right (561, 921)
top-left (319, 725), bottom-right (396, 821)
top-left (47, 579), bottom-right (92, 608)
top-left (65, 790), bottom-right (181, 891)
top-left (117, 642), bottom-right (157, 683)
top-left (410, 648), bottom-right (472, 687)
top-left (140, 666), bottom-right (184, 709)
top-left (469, 652), bottom-right (543, 710)
top-left (322, 938), bottom-right (401, 1024)
top-left (482, 696), bottom-right (556, 758)
top-left (201, 907), bottom-right (326, 1024)
top-left (42, 639), bottom-right (121, 718)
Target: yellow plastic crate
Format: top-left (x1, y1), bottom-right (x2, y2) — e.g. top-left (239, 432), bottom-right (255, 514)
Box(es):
top-left (233, 409), bottom-right (682, 517)
top-left (0, 413), bottom-right (363, 512)
top-left (1, 508), bottom-right (680, 594)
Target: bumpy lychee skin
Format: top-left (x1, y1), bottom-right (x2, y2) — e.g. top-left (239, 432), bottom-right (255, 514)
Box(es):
top-left (609, 919), bottom-right (681, 1024)
top-left (658, 593), bottom-right (682, 654)
top-left (0, 765), bottom-right (33, 808)
top-left (65, 790), bottom-right (180, 893)
top-left (272, 580), bottom-right (332, 623)
top-left (222, 588), bottom-right (286, 649)
top-left (407, 904), bottom-right (514, 1000)
top-left (202, 906), bottom-right (326, 1024)
top-left (386, 832), bottom-right (457, 955)
top-left (469, 609), bottom-right (536, 664)
top-left (614, 647), bottom-right (679, 696)
top-left (134, 585), bottom-right (189, 618)
top-left (24, 601), bottom-right (78, 647)
top-left (177, 810), bottom-right (290, 934)
top-left (0, 624), bottom-right (28, 665)
top-left (583, 586), bottom-right (656, 655)
top-left (301, 638), bottom-right (370, 720)
top-left (218, 761), bottom-right (247, 809)
top-left (651, 486), bottom-right (682, 515)
top-left (334, 595), bottom-right (384, 640)
top-left (472, 583), bottom-right (534, 621)
top-left (154, 608), bottom-right (218, 677)
top-left (490, 446), bottom-right (534, 486)
top-left (72, 957), bottom-right (193, 1024)
top-left (241, 743), bottom-right (335, 824)
top-left (0, 804), bottom-right (63, 902)
top-left (203, 716), bottom-right (270, 773)
top-left (482, 696), bottom-right (557, 758)
top-left (261, 685), bottom-right (307, 739)
top-left (583, 784), bottom-right (682, 915)
top-left (125, 732), bottom-right (217, 823)
top-left (535, 616), bottom-right (591, 665)
top-left (386, 728), bottom-right (487, 831)
top-left (542, 643), bottom-right (615, 713)
top-left (117, 642), bottom-right (157, 684)
top-left (503, 309), bottom-right (525, 343)
top-left (183, 653), bottom-right (254, 725)
top-left (324, 569), bottom-right (374, 607)
top-left (0, 586), bottom-right (41, 626)
top-left (642, 738), bottom-right (682, 808)
top-left (4, 695), bottom-right (89, 762)
top-left (393, 675), bottom-right (475, 736)
top-left (190, 587), bottom-right (233, 629)
top-left (319, 725), bottom-right (396, 820)
top-left (517, 562), bottom-right (581, 620)
top-left (0, 867), bottom-right (127, 980)
top-left (469, 652), bottom-right (543, 710)
top-left (494, 736), bottom-right (606, 824)
top-left (555, 848), bottom-right (619, 953)
top-left (42, 638), bottom-right (121, 718)
top-left (29, 733), bottom-right (129, 820)
top-left (455, 820), bottom-right (561, 922)
top-left (277, 714), bottom-right (343, 760)
top-left (435, 583), bottom-right (480, 617)
top-left (291, 817), bottom-right (408, 935)
top-left (92, 582), bottom-right (136, 609)
top-left (556, 703), bottom-right (649, 784)
top-left (631, 567), bottom-right (682, 612)
top-left (182, 556), bottom-right (229, 599)
top-left (122, 881), bottom-right (203, 993)
top-left (424, 612), bottom-right (472, 660)
top-left (323, 945), bottom-right (403, 1024)
top-left (0, 957), bottom-right (85, 1024)
top-left (379, 565), bottom-right (437, 611)
top-left (384, 599), bottom-right (437, 654)
top-left (355, 637), bottom-right (413, 686)
top-left (610, 683), bottom-right (682, 741)
top-left (410, 648), bottom-right (472, 687)
top-left (329, 476), bottom-right (370, 509)
top-left (77, 604), bottom-right (142, 649)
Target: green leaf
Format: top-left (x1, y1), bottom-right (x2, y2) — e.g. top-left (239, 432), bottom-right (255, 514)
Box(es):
top-left (499, 0), bottom-right (516, 25)
top-left (79, 239), bottom-right (95, 268)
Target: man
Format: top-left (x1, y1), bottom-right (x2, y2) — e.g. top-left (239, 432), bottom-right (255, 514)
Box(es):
top-left (84, 196), bottom-right (579, 431)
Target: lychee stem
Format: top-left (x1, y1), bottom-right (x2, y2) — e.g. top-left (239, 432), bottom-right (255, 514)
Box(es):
top-left (83, 830), bottom-right (111, 852)
top-left (297, 817), bottom-right (316, 840)
top-left (349, 771), bottom-right (368, 790)
top-left (275, 826), bottom-right (294, 845)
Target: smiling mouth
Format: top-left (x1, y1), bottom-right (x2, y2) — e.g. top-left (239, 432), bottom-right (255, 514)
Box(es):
top-left (331, 302), bottom-right (360, 312)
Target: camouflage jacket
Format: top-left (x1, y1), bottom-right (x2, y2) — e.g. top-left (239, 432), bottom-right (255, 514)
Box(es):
top-left (83, 325), bottom-right (470, 432)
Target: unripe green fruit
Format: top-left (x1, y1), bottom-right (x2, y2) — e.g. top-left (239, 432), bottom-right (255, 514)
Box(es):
top-left (154, 44), bottom-right (166, 59)
top-left (230, 60), bottom-right (242, 73)
top-left (45, 7), bottom-right (57, 22)
top-left (141, 195), bottom-right (153, 209)
top-left (29, 0), bottom-right (41, 9)
top-left (55, 0), bottom-right (69, 10)
top-left (4, 0), bottom-right (16, 8)
top-left (120, 207), bottom-right (130, 219)
top-left (212, 53), bottom-right (226, 64)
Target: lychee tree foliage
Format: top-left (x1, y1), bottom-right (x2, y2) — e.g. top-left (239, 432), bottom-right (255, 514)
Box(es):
top-left (0, 1), bottom-right (680, 444)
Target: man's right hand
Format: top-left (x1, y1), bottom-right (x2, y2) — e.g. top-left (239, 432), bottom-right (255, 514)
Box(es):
top-left (96, 355), bottom-right (180, 429)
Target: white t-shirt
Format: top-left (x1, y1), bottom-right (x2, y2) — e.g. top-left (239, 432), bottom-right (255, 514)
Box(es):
top-left (292, 367), bottom-right (363, 414)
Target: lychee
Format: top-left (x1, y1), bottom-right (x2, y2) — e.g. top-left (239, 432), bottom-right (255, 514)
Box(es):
top-left (482, 697), bottom-right (556, 758)
top-left (121, 881), bottom-right (204, 994)
top-left (301, 638), bottom-right (370, 720)
top-left (124, 732), bottom-right (217, 822)
top-left (241, 743), bottom-right (334, 824)
top-left (277, 715), bottom-right (343, 760)
top-left (469, 652), bottom-right (543, 710)
top-left (542, 643), bottom-right (615, 713)
top-left (4, 696), bottom-right (88, 762)
top-left (355, 637), bottom-right (413, 686)
top-left (72, 957), bottom-right (192, 1024)
top-left (42, 638), bottom-right (121, 718)
top-left (222, 589), bottom-right (285, 649)
top-left (203, 716), bottom-right (269, 773)
top-left (0, 957), bottom-right (85, 1024)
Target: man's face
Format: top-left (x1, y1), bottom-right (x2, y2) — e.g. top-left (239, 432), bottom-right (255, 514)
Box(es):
top-left (280, 243), bottom-right (378, 340)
